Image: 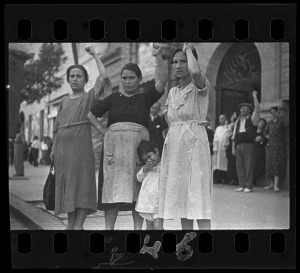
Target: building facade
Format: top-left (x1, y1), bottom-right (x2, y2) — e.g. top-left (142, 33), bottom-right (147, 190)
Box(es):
top-left (19, 42), bottom-right (290, 189)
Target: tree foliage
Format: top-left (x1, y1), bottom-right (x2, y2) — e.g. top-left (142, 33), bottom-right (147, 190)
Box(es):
top-left (22, 43), bottom-right (68, 104)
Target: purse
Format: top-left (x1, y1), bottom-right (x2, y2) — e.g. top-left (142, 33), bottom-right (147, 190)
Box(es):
top-left (43, 161), bottom-right (55, 211)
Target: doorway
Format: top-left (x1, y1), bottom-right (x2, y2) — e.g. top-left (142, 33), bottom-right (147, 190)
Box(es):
top-left (215, 43), bottom-right (261, 124)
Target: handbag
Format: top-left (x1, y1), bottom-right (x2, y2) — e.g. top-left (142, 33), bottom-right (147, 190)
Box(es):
top-left (43, 161), bottom-right (55, 211)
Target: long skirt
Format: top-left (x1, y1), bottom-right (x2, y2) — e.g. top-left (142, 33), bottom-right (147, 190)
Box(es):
top-left (98, 122), bottom-right (149, 211)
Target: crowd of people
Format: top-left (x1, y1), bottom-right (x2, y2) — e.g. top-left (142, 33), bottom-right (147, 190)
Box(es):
top-left (10, 131), bottom-right (53, 177)
top-left (10, 43), bottom-right (288, 230)
top-left (211, 103), bottom-right (287, 194)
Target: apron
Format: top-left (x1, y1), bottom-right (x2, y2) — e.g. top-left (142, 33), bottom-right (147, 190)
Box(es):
top-left (102, 122), bottom-right (149, 203)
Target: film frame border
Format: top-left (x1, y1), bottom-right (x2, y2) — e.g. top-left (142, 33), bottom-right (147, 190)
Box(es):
top-left (5, 3), bottom-right (296, 269)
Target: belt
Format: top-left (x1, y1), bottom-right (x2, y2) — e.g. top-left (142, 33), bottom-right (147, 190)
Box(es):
top-left (58, 121), bottom-right (90, 129)
top-left (108, 122), bottom-right (146, 132)
top-left (170, 120), bottom-right (208, 127)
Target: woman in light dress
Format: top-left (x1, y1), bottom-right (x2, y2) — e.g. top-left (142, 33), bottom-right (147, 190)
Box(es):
top-left (158, 43), bottom-right (212, 230)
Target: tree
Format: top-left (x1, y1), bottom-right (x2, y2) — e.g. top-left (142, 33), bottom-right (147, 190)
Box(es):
top-left (21, 43), bottom-right (68, 104)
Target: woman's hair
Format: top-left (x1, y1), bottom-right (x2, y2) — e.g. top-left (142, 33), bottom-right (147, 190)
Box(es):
top-left (171, 47), bottom-right (198, 64)
top-left (137, 140), bottom-right (159, 161)
top-left (259, 118), bottom-right (267, 128)
top-left (66, 65), bottom-right (89, 83)
top-left (120, 63), bottom-right (142, 79)
top-left (270, 106), bottom-right (279, 112)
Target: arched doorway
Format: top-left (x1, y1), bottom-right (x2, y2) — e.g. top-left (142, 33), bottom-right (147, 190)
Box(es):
top-left (215, 43), bottom-right (261, 124)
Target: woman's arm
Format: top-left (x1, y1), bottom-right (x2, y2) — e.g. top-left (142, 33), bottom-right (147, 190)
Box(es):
top-left (87, 111), bottom-right (107, 136)
top-left (184, 43), bottom-right (207, 95)
top-left (86, 46), bottom-right (107, 79)
top-left (251, 90), bottom-right (261, 126)
top-left (153, 43), bottom-right (168, 93)
top-left (86, 46), bottom-right (111, 99)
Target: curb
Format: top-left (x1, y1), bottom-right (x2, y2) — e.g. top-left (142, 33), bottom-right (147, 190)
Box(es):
top-left (9, 193), bottom-right (66, 230)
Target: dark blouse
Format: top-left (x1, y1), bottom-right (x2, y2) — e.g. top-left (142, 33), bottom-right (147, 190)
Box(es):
top-left (90, 82), bottom-right (163, 128)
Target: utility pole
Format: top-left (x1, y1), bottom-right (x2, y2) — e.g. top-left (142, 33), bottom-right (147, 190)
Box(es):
top-left (71, 43), bottom-right (79, 64)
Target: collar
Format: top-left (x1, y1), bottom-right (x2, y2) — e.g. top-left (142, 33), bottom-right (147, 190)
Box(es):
top-left (240, 114), bottom-right (250, 120)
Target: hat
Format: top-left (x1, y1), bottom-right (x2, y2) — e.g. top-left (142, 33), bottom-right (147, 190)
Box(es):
top-left (239, 102), bottom-right (253, 110)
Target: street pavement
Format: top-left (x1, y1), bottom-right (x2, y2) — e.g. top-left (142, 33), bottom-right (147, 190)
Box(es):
top-left (9, 162), bottom-right (290, 230)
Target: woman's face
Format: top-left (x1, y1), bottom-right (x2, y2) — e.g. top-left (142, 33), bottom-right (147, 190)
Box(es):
top-left (258, 120), bottom-right (266, 129)
top-left (172, 51), bottom-right (190, 79)
top-left (270, 109), bottom-right (279, 118)
top-left (121, 70), bottom-right (141, 94)
top-left (68, 68), bottom-right (87, 91)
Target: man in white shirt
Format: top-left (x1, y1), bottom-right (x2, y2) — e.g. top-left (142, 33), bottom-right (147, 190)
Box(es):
top-left (31, 136), bottom-right (41, 167)
top-left (232, 91), bottom-right (261, 193)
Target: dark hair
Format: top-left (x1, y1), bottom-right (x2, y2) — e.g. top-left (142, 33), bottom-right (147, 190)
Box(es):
top-left (137, 140), bottom-right (159, 162)
top-left (219, 114), bottom-right (227, 119)
top-left (33, 135), bottom-right (38, 140)
top-left (259, 118), bottom-right (267, 128)
top-left (270, 106), bottom-right (279, 112)
top-left (66, 65), bottom-right (89, 83)
top-left (120, 63), bottom-right (142, 79)
top-left (171, 47), bottom-right (198, 64)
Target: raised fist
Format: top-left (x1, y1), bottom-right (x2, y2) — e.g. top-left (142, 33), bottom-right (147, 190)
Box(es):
top-left (183, 43), bottom-right (194, 53)
top-left (85, 46), bottom-right (96, 55)
top-left (152, 43), bottom-right (163, 56)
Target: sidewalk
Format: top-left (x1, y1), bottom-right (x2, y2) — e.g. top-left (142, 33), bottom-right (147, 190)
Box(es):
top-left (9, 162), bottom-right (290, 230)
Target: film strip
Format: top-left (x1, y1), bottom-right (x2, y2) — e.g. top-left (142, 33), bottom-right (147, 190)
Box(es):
top-left (5, 3), bottom-right (296, 269)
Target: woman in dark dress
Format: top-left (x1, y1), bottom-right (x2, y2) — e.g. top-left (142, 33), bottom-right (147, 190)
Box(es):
top-left (253, 118), bottom-right (267, 185)
top-left (264, 106), bottom-right (286, 192)
top-left (88, 43), bottom-right (168, 230)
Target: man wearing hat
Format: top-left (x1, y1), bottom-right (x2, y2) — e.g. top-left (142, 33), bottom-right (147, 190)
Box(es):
top-left (231, 91), bottom-right (261, 193)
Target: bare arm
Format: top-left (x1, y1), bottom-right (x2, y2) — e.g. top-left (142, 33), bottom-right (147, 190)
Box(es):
top-left (87, 111), bottom-right (107, 136)
top-left (184, 43), bottom-right (207, 95)
top-left (153, 43), bottom-right (168, 93)
top-left (86, 46), bottom-right (107, 78)
top-left (137, 167), bottom-right (147, 182)
top-left (86, 46), bottom-right (111, 98)
top-left (251, 90), bottom-right (261, 126)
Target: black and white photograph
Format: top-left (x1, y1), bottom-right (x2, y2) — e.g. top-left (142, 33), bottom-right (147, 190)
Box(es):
top-left (8, 42), bottom-right (290, 231)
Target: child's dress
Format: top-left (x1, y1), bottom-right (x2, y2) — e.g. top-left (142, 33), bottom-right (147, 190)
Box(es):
top-left (135, 162), bottom-right (161, 221)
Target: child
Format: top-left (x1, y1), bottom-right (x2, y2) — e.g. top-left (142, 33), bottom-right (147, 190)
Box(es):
top-left (135, 140), bottom-right (164, 230)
